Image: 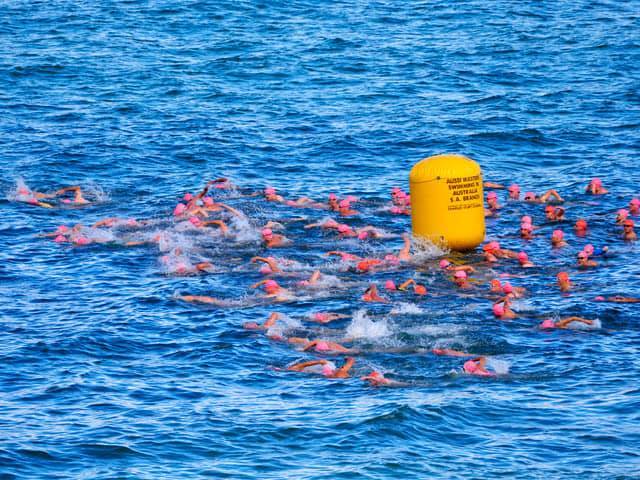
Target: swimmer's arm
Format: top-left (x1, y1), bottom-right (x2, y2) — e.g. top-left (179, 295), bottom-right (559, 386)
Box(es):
top-left (177, 295), bottom-right (225, 305)
top-left (250, 280), bottom-right (268, 289)
top-left (195, 262), bottom-right (213, 272)
top-left (288, 359), bottom-right (327, 371)
top-left (308, 270), bottom-right (321, 284)
top-left (208, 177), bottom-right (228, 185)
top-left (189, 206), bottom-right (209, 218)
top-left (455, 265), bottom-right (476, 273)
top-left (202, 219), bottom-right (229, 233)
top-left (263, 312), bottom-right (280, 328)
top-left (398, 279), bottom-right (415, 291)
top-left (335, 357), bottom-right (355, 376)
top-left (251, 257), bottom-right (281, 273)
top-left (557, 317), bottom-right (593, 327)
top-left (397, 233), bottom-right (411, 261)
top-left (483, 182), bottom-right (505, 189)
top-left (301, 341), bottom-right (318, 352)
top-left (218, 203), bottom-right (243, 217)
top-left (55, 186), bottom-right (80, 195)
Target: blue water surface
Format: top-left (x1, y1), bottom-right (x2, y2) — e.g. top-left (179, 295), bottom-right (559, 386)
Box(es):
top-left (1, 1), bottom-right (640, 478)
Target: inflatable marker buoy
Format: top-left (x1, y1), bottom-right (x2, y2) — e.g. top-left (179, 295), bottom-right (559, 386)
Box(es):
top-left (409, 154), bottom-right (485, 251)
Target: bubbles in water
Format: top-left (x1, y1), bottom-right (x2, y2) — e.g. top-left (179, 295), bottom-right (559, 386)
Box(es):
top-left (346, 309), bottom-right (392, 339)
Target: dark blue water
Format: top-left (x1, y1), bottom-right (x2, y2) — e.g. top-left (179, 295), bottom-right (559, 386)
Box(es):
top-left (2, 1), bottom-right (640, 478)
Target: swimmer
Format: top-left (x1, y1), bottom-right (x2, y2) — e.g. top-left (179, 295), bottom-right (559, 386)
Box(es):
top-left (492, 299), bottom-right (517, 320)
top-left (338, 199), bottom-right (358, 216)
top-left (354, 258), bottom-right (384, 273)
top-left (615, 209), bottom-right (629, 225)
top-left (396, 233), bottom-right (412, 262)
top-left (287, 357), bottom-right (355, 378)
top-left (55, 186), bottom-right (90, 205)
top-left (517, 251), bottom-right (534, 267)
top-left (575, 219), bottom-right (588, 236)
top-left (453, 270), bottom-right (472, 289)
top-left (520, 222), bottom-right (534, 240)
top-left (622, 219), bottom-right (637, 241)
top-left (508, 184), bottom-right (520, 200)
top-left (362, 284), bottom-right (388, 303)
top-left (264, 186), bottom-right (284, 202)
top-left (593, 295), bottom-right (640, 303)
top-left (439, 259), bottom-right (476, 273)
top-left (523, 189), bottom-right (564, 203)
top-left (557, 271), bottom-right (572, 292)
top-left (361, 371), bottom-right (406, 387)
top-left (489, 279), bottom-right (503, 293)
top-left (630, 198), bottom-right (640, 215)
top-left (251, 256), bottom-right (282, 274)
top-left (486, 191), bottom-right (501, 210)
top-left (397, 279), bottom-right (427, 296)
top-left (539, 317), bottom-right (596, 330)
top-left (304, 218), bottom-right (340, 230)
top-left (309, 312), bottom-right (350, 324)
top-left (585, 178), bottom-right (608, 195)
top-left (302, 339), bottom-right (353, 354)
top-left (432, 348), bottom-right (474, 357)
top-left (502, 282), bottom-right (525, 299)
top-left (325, 251), bottom-right (361, 262)
top-left (12, 182), bottom-right (55, 207)
top-left (551, 229), bottom-right (568, 248)
top-left (463, 357), bottom-right (496, 377)
top-left (262, 228), bottom-right (290, 248)
top-left (297, 270), bottom-right (322, 288)
top-left (336, 224), bottom-right (356, 238)
top-left (577, 250), bottom-right (597, 268)
top-left (251, 279), bottom-right (292, 301)
top-left (483, 241), bottom-right (518, 262)
top-left (328, 193), bottom-right (339, 212)
top-left (243, 312), bottom-right (280, 330)
top-left (545, 206), bottom-right (565, 222)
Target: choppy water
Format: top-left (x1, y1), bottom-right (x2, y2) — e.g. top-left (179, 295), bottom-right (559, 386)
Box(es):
top-left (2, 1), bottom-right (640, 478)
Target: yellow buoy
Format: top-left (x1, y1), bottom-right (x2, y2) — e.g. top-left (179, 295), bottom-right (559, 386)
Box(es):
top-left (409, 154), bottom-right (485, 251)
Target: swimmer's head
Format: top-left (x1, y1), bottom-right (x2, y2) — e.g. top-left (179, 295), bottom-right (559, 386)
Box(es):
top-left (328, 193), bottom-right (337, 201)
top-left (337, 224), bottom-right (351, 234)
top-left (575, 219), bottom-right (587, 230)
top-left (183, 193), bottom-right (193, 201)
top-left (492, 303), bottom-right (505, 317)
top-left (356, 261), bottom-right (370, 272)
top-left (577, 251), bottom-right (587, 261)
top-left (261, 228), bottom-right (273, 240)
top-left (264, 187), bottom-right (276, 195)
top-left (617, 209), bottom-right (629, 220)
top-left (623, 219), bottom-right (634, 228)
top-left (540, 319), bottom-right (556, 329)
top-left (173, 203), bottom-right (187, 216)
top-left (630, 198), bottom-right (640, 207)
top-left (56, 225), bottom-right (69, 234)
top-left (384, 280), bottom-right (397, 291)
top-left (517, 251), bottom-right (528, 262)
top-left (243, 322), bottom-right (260, 330)
top-left (384, 254), bottom-right (400, 266)
top-left (454, 270), bottom-right (467, 279)
top-left (520, 223), bottom-right (532, 232)
top-left (357, 231), bottom-right (369, 240)
top-left (490, 279), bottom-right (502, 290)
top-left (338, 199), bottom-right (350, 209)
top-left (189, 216), bottom-right (202, 227)
top-left (263, 279), bottom-right (280, 294)
top-left (557, 271), bottom-right (570, 282)
top-left (259, 265), bottom-right (272, 275)
top-left (315, 341), bottom-right (330, 352)
top-left (321, 364), bottom-right (336, 376)
top-left (584, 244), bottom-right (594, 256)
top-left (483, 241), bottom-right (500, 253)
top-left (552, 229), bottom-right (564, 240)
top-left (591, 178), bottom-right (602, 187)
top-left (313, 312), bottom-right (329, 322)
top-left (487, 192), bottom-right (497, 200)
top-left (53, 235), bottom-right (67, 243)
top-left (203, 196), bottom-right (214, 207)
top-left (524, 192), bottom-right (536, 201)
top-left (508, 184), bottom-right (520, 193)
top-left (545, 205), bottom-right (554, 214)
top-left (521, 215), bottom-right (532, 224)
top-left (414, 285), bottom-right (427, 296)
top-left (439, 259), bottom-right (451, 269)
top-left (502, 282), bottom-right (514, 294)
top-left (463, 359), bottom-right (478, 374)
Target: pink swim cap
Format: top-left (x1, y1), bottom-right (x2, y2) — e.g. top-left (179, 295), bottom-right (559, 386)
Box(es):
top-left (315, 341), bottom-right (330, 352)
top-left (328, 193), bottom-right (337, 200)
top-left (594, 296), bottom-right (605, 302)
top-left (27, 198), bottom-right (38, 205)
top-left (54, 235), bottom-right (67, 243)
top-left (483, 241), bottom-right (500, 252)
top-left (492, 303), bottom-right (504, 317)
top-left (56, 225), bottom-right (70, 234)
top-left (521, 223), bottom-right (532, 232)
top-left (203, 197), bottom-right (214, 207)
top-left (189, 216), bottom-right (202, 227)
top-left (584, 244), bottom-right (594, 255)
top-left (313, 312), bottom-right (329, 322)
top-left (337, 224), bottom-right (351, 234)
top-left (384, 280), bottom-right (396, 290)
top-left (524, 192), bottom-right (535, 200)
top-left (391, 187), bottom-right (401, 193)
top-left (541, 319), bottom-right (555, 329)
top-left (390, 206), bottom-right (402, 214)
top-left (339, 199), bottom-right (350, 209)
top-left (183, 193), bottom-right (193, 201)
top-left (173, 203), bottom-right (187, 216)
top-left (264, 187), bottom-right (276, 195)
top-left (517, 251), bottom-right (528, 262)
top-left (126, 218), bottom-right (138, 227)
top-left (463, 360), bottom-right (478, 374)
top-left (261, 228), bottom-right (273, 238)
top-left (454, 270), bottom-right (467, 279)
top-left (502, 282), bottom-right (513, 294)
top-left (263, 279), bottom-right (279, 293)
top-left (575, 219), bottom-right (587, 229)
top-left (62, 198), bottom-right (71, 204)
top-left (259, 265), bottom-right (272, 275)
top-left (630, 198), bottom-right (640, 206)
top-left (396, 191), bottom-right (407, 199)
top-left (357, 231), bottom-right (369, 240)
top-left (17, 187), bottom-right (29, 195)
top-left (521, 215), bottom-right (532, 224)
top-left (509, 184), bottom-right (520, 192)
top-left (552, 229), bottom-right (564, 239)
top-left (74, 236), bottom-right (90, 246)
top-left (321, 364), bottom-right (335, 376)
top-left (617, 209), bottom-right (629, 219)
top-left (487, 192), bottom-right (497, 200)
top-left (591, 178), bottom-right (602, 186)
top-left (439, 259), bottom-right (450, 269)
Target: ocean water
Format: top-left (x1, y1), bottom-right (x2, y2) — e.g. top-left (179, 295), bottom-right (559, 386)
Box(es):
top-left (1, 1), bottom-right (640, 478)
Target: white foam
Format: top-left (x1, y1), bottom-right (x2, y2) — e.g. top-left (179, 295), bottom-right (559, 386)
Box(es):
top-left (568, 318), bottom-right (601, 330)
top-left (390, 302), bottom-right (424, 315)
top-left (411, 236), bottom-right (449, 262)
top-left (345, 309), bottom-right (392, 339)
top-left (486, 358), bottom-right (510, 375)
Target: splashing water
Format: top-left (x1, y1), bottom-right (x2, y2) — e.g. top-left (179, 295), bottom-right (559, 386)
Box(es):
top-left (345, 309), bottom-right (392, 339)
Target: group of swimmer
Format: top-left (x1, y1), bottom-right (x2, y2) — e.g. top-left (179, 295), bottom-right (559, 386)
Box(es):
top-left (11, 173), bottom-right (639, 387)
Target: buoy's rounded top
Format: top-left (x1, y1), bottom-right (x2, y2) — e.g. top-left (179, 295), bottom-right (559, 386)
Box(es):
top-left (410, 153), bottom-right (481, 184)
